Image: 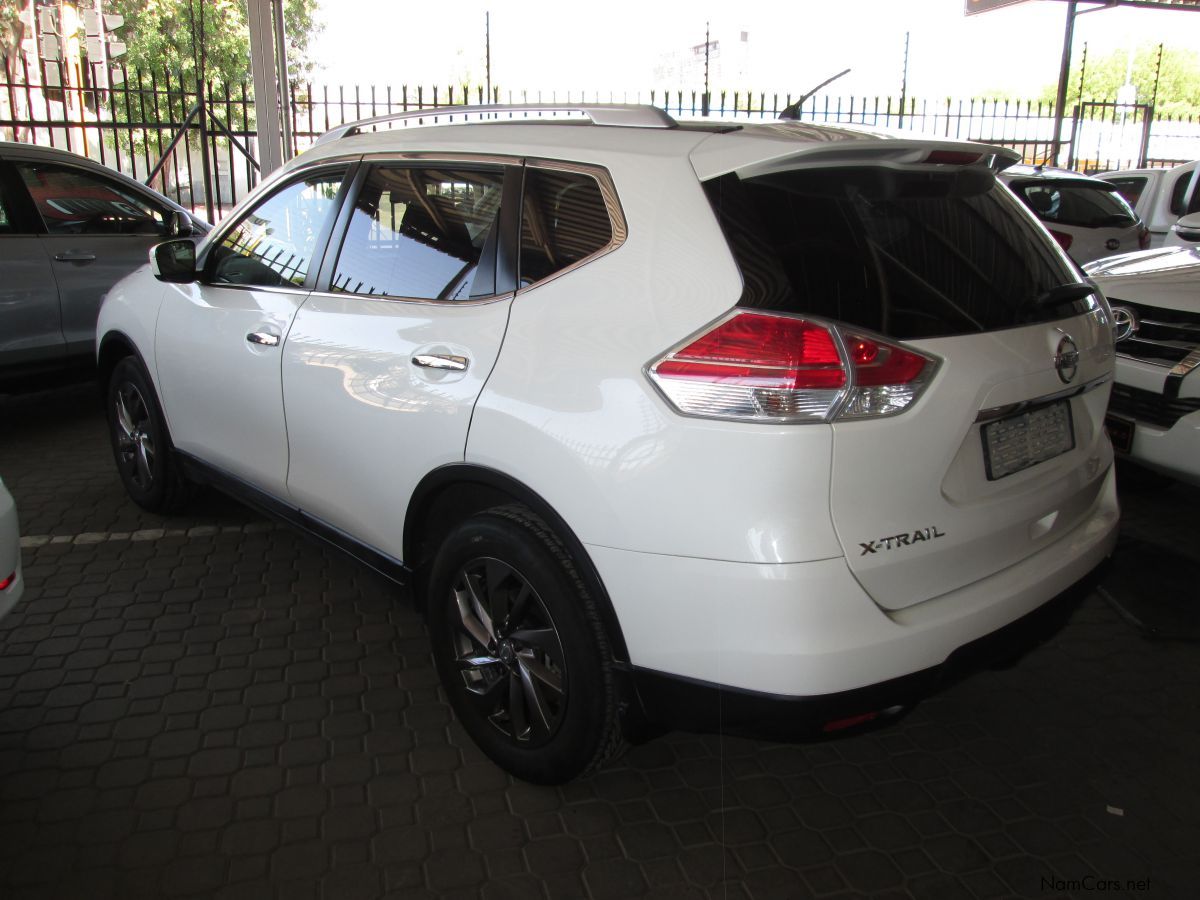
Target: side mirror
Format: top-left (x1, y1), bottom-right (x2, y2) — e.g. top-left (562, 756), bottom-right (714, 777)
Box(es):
top-left (166, 209), bottom-right (193, 238)
top-left (150, 239), bottom-right (197, 284)
top-left (1171, 212), bottom-right (1200, 243)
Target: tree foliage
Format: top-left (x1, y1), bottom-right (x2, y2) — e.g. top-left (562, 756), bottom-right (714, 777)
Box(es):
top-left (102, 0), bottom-right (320, 92)
top-left (1041, 44), bottom-right (1200, 116)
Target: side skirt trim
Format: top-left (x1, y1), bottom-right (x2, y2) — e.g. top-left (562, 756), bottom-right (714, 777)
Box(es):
top-left (175, 451), bottom-right (412, 587)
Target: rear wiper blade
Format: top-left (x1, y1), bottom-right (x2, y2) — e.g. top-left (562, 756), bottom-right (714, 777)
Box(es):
top-left (1029, 283), bottom-right (1095, 309)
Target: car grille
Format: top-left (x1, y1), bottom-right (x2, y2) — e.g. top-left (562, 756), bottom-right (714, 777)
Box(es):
top-left (1108, 383), bottom-right (1200, 429)
top-left (1108, 298), bottom-right (1200, 365)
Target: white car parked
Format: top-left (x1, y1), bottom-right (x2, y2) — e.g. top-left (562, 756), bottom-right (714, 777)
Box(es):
top-left (97, 105), bottom-right (1119, 782)
top-left (1000, 164), bottom-right (1147, 265)
top-left (0, 476), bottom-right (23, 623)
top-left (1085, 246), bottom-right (1200, 486)
top-left (1097, 160), bottom-right (1200, 248)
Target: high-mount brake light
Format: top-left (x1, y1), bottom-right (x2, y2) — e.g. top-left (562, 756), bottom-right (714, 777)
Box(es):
top-left (648, 311), bottom-right (936, 424)
top-left (923, 150), bottom-right (982, 166)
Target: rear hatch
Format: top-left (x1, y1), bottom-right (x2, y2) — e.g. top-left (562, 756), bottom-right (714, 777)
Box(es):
top-left (702, 151), bottom-right (1115, 610)
top-left (1006, 175), bottom-right (1146, 263)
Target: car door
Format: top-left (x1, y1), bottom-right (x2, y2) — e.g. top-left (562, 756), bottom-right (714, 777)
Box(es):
top-left (0, 161), bottom-right (62, 374)
top-left (281, 159), bottom-right (519, 558)
top-left (9, 156), bottom-right (177, 359)
top-left (156, 163), bottom-right (352, 497)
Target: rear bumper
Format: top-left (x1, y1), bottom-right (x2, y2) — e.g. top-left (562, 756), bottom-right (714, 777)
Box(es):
top-left (589, 465), bottom-right (1118, 727)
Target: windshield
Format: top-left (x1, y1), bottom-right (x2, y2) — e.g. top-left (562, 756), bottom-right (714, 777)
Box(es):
top-left (703, 166), bottom-right (1090, 340)
top-left (1013, 181), bottom-right (1138, 229)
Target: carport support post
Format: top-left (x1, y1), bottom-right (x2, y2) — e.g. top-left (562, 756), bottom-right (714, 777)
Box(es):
top-left (248, 0), bottom-right (290, 175)
top-left (1051, 0), bottom-right (1078, 166)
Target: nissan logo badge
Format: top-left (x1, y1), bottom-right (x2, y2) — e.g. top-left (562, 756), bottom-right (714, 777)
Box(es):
top-left (1110, 306), bottom-right (1139, 342)
top-left (1105, 238), bottom-right (1120, 251)
top-left (1055, 334), bottom-right (1080, 384)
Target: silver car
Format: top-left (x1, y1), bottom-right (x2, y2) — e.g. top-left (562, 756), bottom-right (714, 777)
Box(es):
top-left (0, 142), bottom-right (208, 388)
top-left (0, 475), bottom-right (22, 623)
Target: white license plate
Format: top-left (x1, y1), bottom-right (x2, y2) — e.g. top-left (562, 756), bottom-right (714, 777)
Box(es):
top-left (982, 400), bottom-right (1075, 481)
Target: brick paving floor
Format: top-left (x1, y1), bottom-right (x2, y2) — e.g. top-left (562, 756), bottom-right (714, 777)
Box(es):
top-left (0, 384), bottom-right (1197, 900)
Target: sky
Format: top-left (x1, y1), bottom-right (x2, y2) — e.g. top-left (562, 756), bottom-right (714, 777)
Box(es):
top-left (304, 0), bottom-right (1200, 103)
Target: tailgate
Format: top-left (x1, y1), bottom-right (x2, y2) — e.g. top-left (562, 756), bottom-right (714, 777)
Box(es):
top-left (829, 312), bottom-right (1114, 610)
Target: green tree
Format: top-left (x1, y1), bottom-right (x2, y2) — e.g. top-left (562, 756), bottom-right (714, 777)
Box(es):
top-left (1041, 44), bottom-right (1200, 116)
top-left (103, 0), bottom-right (318, 88)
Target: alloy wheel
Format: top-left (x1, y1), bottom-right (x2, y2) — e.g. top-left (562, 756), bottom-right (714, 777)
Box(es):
top-left (448, 557), bottom-right (567, 746)
top-left (114, 382), bottom-right (157, 492)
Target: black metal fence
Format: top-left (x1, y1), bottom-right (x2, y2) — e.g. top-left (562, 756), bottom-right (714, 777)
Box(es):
top-left (3, 58), bottom-right (1198, 222)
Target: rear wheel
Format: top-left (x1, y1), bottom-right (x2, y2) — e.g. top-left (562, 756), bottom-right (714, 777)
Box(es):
top-left (427, 505), bottom-right (623, 783)
top-left (106, 357), bottom-right (192, 513)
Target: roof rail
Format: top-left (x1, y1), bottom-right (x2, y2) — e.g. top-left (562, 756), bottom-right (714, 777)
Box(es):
top-left (315, 103), bottom-right (678, 145)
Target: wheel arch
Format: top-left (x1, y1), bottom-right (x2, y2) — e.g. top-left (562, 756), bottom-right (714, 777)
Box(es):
top-left (97, 330), bottom-right (149, 391)
top-left (405, 464), bottom-right (630, 664)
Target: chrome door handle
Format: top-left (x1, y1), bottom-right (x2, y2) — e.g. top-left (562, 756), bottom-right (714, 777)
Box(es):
top-left (54, 252), bottom-right (97, 262)
top-left (246, 332), bottom-right (280, 347)
top-left (412, 354), bottom-right (468, 372)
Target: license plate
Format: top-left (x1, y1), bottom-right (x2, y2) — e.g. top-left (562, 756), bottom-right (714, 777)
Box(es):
top-left (1105, 414), bottom-right (1135, 454)
top-left (982, 400), bottom-right (1075, 481)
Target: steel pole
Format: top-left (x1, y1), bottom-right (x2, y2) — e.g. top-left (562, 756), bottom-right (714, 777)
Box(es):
top-left (1051, 0), bottom-right (1077, 166)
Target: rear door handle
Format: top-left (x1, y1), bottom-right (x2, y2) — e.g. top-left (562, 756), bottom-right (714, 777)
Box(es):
top-left (412, 354), bottom-right (468, 372)
top-left (54, 252), bottom-right (97, 262)
top-left (246, 332), bottom-right (280, 347)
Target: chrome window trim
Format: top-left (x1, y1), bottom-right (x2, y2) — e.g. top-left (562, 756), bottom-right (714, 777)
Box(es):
top-left (304, 288), bottom-right (516, 308)
top-left (516, 158), bottom-right (628, 294)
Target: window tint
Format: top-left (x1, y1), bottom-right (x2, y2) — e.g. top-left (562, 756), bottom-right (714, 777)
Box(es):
top-left (1169, 170), bottom-right (1193, 216)
top-left (519, 168), bottom-right (613, 285)
top-left (1104, 176), bottom-right (1147, 209)
top-left (1014, 182), bottom-right (1136, 228)
top-left (16, 162), bottom-right (167, 236)
top-left (209, 170), bottom-right (344, 288)
top-left (331, 166), bottom-right (503, 300)
top-left (704, 167), bottom-right (1084, 340)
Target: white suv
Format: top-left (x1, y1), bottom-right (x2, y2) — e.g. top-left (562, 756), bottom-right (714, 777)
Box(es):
top-left (97, 105), bottom-right (1119, 783)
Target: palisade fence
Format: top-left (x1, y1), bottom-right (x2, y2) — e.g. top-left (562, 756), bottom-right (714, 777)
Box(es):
top-left (2, 59), bottom-right (1199, 222)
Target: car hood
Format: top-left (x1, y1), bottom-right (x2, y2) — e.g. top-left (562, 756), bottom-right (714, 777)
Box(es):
top-left (1085, 247), bottom-right (1200, 313)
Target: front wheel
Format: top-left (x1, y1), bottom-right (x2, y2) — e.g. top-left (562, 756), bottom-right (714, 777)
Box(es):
top-left (426, 505), bottom-right (624, 783)
top-left (106, 357), bottom-right (192, 513)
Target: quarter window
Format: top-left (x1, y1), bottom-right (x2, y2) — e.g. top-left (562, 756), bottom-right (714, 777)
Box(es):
top-left (208, 170), bottom-right (345, 288)
top-left (16, 163), bottom-right (168, 236)
top-left (331, 166), bottom-right (504, 300)
top-left (519, 168), bottom-right (613, 286)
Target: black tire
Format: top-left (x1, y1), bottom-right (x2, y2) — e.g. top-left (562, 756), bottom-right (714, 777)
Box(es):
top-left (426, 504), bottom-right (624, 784)
top-left (106, 357), bottom-right (192, 513)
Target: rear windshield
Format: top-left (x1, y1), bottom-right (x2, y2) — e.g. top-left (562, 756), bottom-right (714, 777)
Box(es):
top-left (704, 166), bottom-right (1089, 340)
top-left (1102, 175), bottom-right (1147, 209)
top-left (1011, 180), bottom-right (1137, 229)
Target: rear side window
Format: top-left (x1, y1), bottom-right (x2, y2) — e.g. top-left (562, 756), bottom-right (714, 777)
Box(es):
top-left (704, 166), bottom-right (1084, 340)
top-left (331, 165), bottom-right (504, 301)
top-left (1013, 182), bottom-right (1136, 229)
top-left (1103, 176), bottom-right (1147, 209)
top-left (519, 168), bottom-right (613, 286)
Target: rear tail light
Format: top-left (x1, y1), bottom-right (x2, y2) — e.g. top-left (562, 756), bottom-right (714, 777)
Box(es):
top-left (1048, 229), bottom-right (1073, 252)
top-left (1138, 225), bottom-right (1151, 250)
top-left (648, 310), bottom-right (936, 423)
top-left (0, 571), bottom-right (13, 592)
